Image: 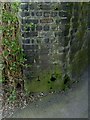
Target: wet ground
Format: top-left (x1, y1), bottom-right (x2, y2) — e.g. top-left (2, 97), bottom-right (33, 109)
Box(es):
top-left (11, 68), bottom-right (88, 118)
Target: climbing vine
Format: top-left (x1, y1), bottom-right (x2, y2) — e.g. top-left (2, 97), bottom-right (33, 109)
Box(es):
top-left (1, 3), bottom-right (26, 92)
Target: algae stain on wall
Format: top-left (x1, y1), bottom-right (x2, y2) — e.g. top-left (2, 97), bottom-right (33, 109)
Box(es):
top-left (24, 66), bottom-right (65, 92)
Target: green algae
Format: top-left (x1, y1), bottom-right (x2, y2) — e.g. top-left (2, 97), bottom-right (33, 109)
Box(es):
top-left (24, 66), bottom-right (65, 92)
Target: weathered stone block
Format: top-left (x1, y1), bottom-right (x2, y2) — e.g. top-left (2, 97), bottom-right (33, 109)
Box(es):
top-left (21, 11), bottom-right (30, 17)
top-left (40, 18), bottom-right (53, 23)
top-left (31, 12), bottom-right (35, 16)
top-left (44, 12), bottom-right (50, 17)
top-left (55, 31), bottom-right (61, 37)
top-left (36, 12), bottom-right (42, 16)
top-left (52, 3), bottom-right (61, 11)
top-left (21, 25), bottom-right (24, 31)
top-left (61, 18), bottom-right (68, 24)
top-left (23, 38), bottom-right (30, 44)
top-left (51, 12), bottom-right (58, 17)
top-left (22, 19), bottom-right (38, 24)
top-left (20, 3), bottom-right (28, 11)
top-left (29, 4), bottom-right (34, 10)
top-left (22, 26), bottom-right (30, 32)
top-left (22, 45), bottom-right (31, 50)
top-left (51, 24), bottom-right (58, 30)
top-left (27, 56), bottom-right (34, 64)
top-left (39, 31), bottom-right (53, 38)
top-left (36, 25), bottom-right (42, 31)
top-left (37, 39), bottom-right (41, 44)
top-left (22, 32), bottom-right (38, 38)
top-left (23, 45), bottom-right (37, 51)
top-left (59, 11), bottom-right (67, 17)
top-left (21, 19), bottom-right (27, 24)
top-left (39, 4), bottom-right (51, 10)
top-left (43, 25), bottom-right (50, 31)
top-left (31, 39), bottom-right (34, 44)
top-left (61, 3), bottom-right (69, 10)
top-left (30, 19), bottom-right (38, 24)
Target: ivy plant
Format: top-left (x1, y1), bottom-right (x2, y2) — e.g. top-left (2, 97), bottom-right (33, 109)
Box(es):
top-left (1, 3), bottom-right (26, 88)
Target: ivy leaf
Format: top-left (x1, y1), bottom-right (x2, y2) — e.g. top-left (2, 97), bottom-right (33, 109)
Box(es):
top-left (3, 50), bottom-right (9, 57)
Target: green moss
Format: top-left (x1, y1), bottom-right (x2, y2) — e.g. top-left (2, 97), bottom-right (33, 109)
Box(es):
top-left (24, 66), bottom-right (65, 93)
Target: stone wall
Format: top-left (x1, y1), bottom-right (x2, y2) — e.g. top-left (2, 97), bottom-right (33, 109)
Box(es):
top-left (19, 2), bottom-right (67, 80)
top-left (19, 2), bottom-right (89, 81)
top-left (64, 2), bottom-right (89, 80)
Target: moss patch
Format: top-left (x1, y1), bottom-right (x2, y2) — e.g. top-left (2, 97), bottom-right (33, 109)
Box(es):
top-left (24, 66), bottom-right (65, 93)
